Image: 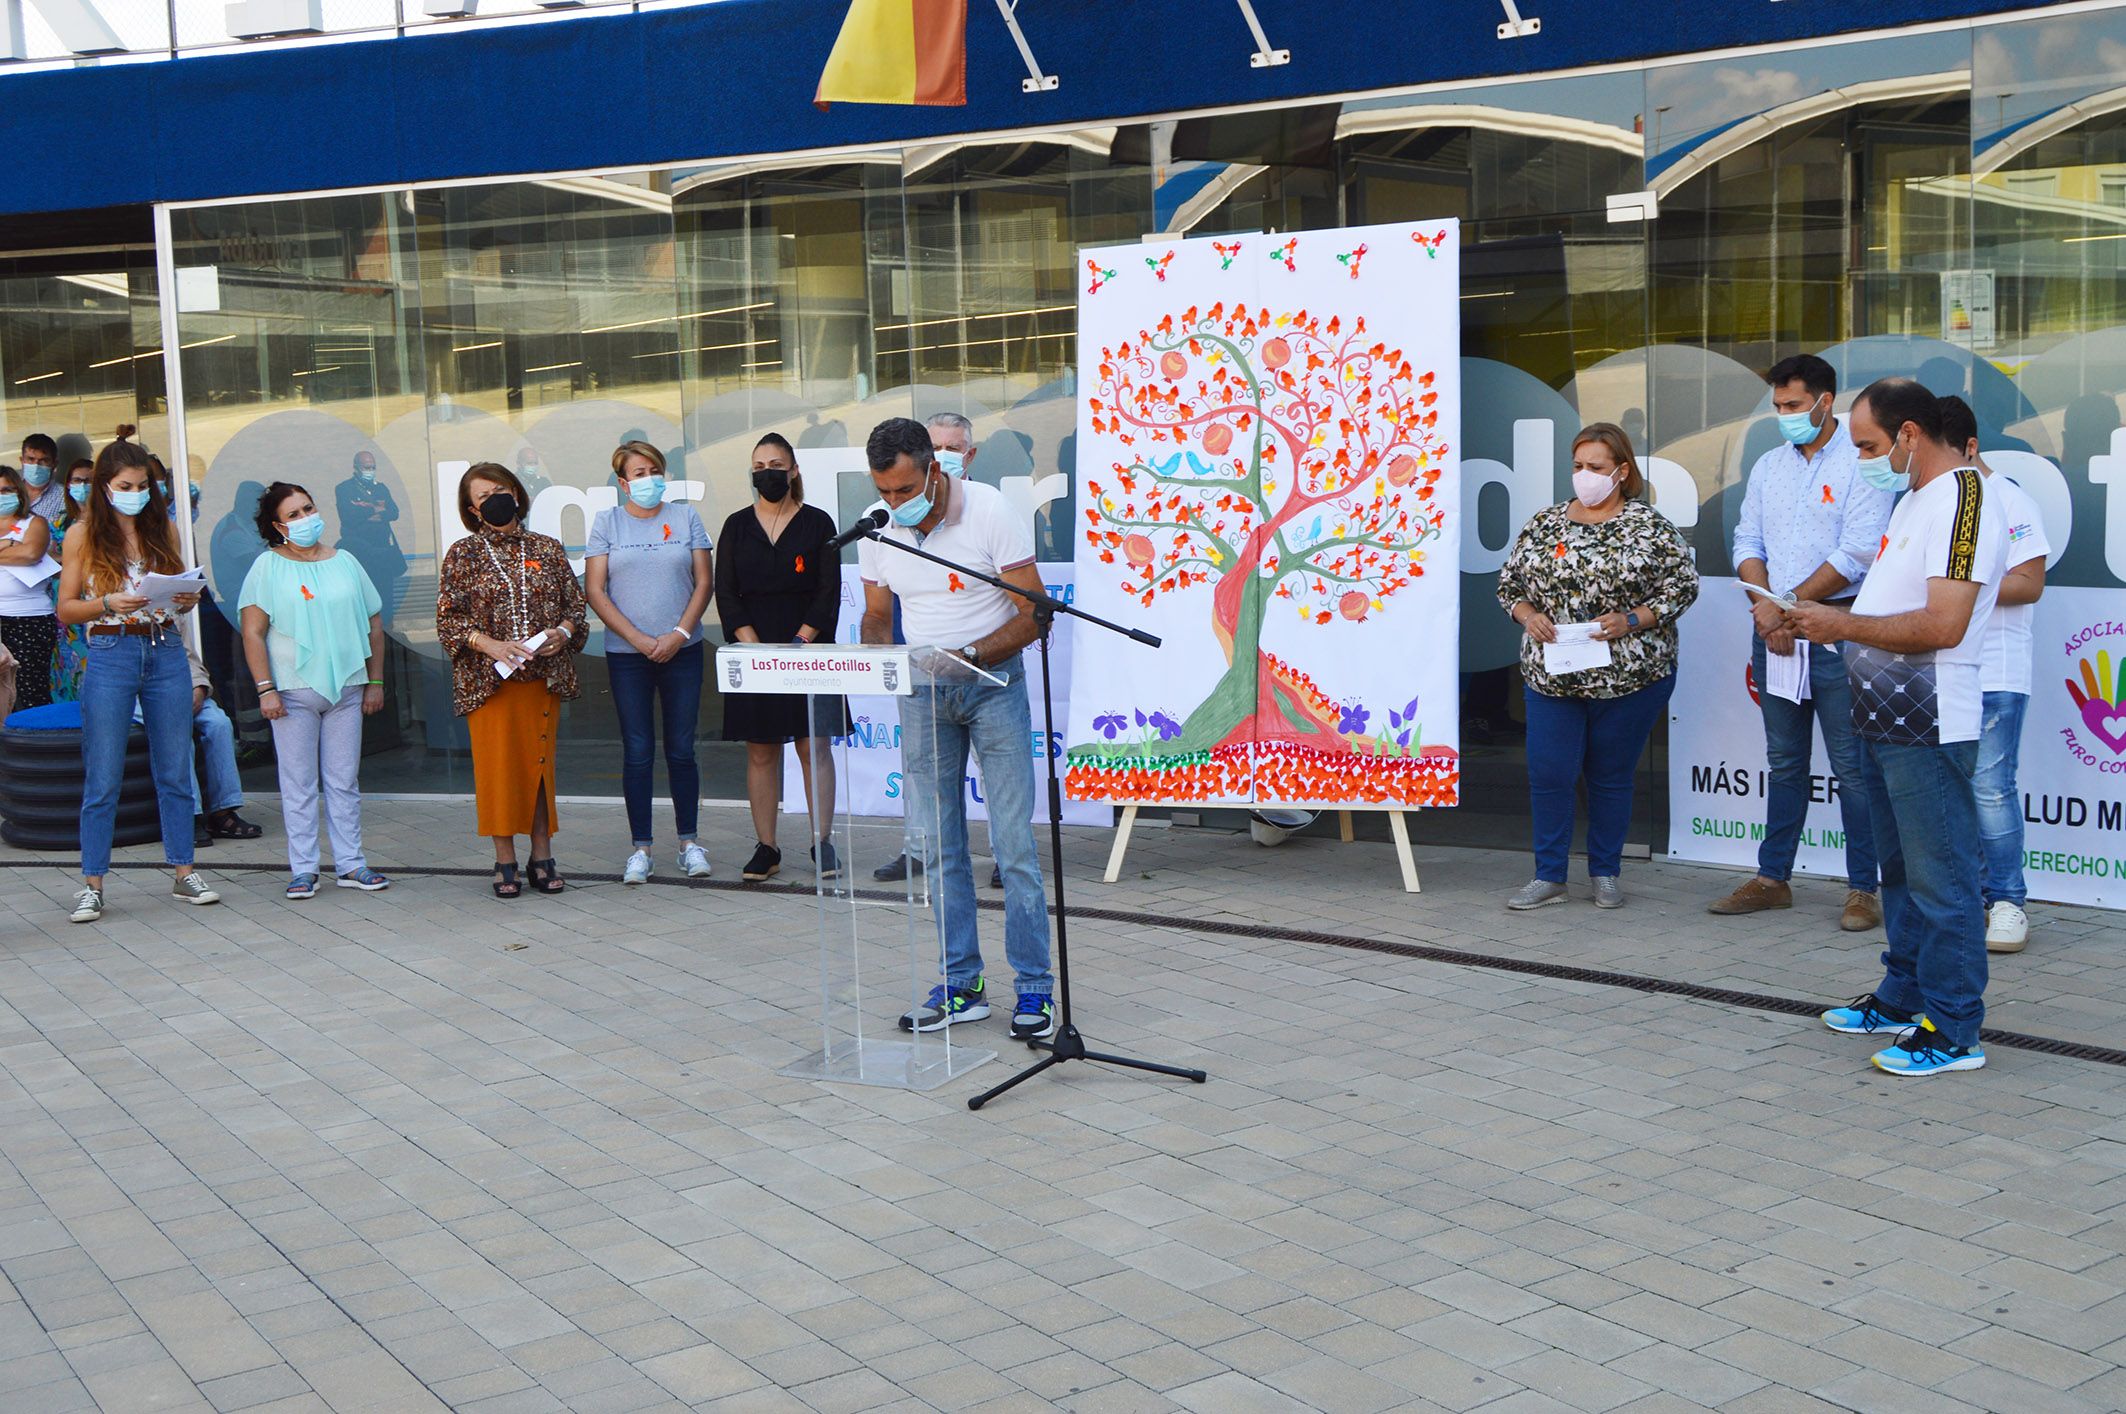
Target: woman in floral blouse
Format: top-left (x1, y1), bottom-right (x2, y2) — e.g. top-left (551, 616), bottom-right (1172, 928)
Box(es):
top-left (435, 462), bottom-right (588, 898)
top-left (1496, 422), bottom-right (1698, 912)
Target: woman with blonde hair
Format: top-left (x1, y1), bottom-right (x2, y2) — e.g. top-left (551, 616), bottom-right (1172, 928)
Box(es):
top-left (1496, 422), bottom-right (1698, 911)
top-left (585, 440), bottom-right (714, 885)
top-left (435, 461), bottom-right (587, 898)
top-left (54, 438), bottom-right (217, 923)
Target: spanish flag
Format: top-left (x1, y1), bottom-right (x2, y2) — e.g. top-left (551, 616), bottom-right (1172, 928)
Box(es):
top-left (815, 0), bottom-right (966, 108)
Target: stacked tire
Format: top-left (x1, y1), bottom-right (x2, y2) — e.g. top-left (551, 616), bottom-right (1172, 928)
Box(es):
top-left (0, 706), bottom-right (161, 852)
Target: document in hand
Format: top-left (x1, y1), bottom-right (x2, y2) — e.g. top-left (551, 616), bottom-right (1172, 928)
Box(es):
top-left (1764, 640), bottom-right (1810, 704)
top-left (493, 629), bottom-right (549, 678)
top-left (136, 568), bottom-right (207, 611)
top-left (1, 554), bottom-right (60, 588)
top-left (1542, 622), bottom-right (1613, 676)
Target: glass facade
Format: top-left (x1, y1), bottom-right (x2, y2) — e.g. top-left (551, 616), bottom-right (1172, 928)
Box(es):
top-left (8, 11), bottom-right (2121, 851)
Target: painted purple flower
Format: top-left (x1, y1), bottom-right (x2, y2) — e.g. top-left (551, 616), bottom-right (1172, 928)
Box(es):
top-left (1093, 712), bottom-right (1128, 739)
top-left (1148, 711), bottom-right (1182, 741)
top-left (1338, 702), bottom-right (1370, 735)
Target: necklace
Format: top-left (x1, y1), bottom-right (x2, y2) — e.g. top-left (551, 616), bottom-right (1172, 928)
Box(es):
top-left (479, 534), bottom-right (529, 640)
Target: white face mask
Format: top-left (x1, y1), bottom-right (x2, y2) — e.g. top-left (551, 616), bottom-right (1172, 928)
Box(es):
top-left (1571, 467), bottom-right (1621, 508)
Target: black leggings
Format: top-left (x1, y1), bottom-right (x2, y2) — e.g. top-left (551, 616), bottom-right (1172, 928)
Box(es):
top-left (0, 613), bottom-right (56, 714)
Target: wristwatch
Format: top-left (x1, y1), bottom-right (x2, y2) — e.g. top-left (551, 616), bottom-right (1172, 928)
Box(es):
top-left (959, 643), bottom-right (982, 668)
top-left (1625, 611), bottom-right (1641, 631)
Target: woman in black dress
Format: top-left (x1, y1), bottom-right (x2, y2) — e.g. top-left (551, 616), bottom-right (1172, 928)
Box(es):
top-left (715, 433), bottom-right (851, 883)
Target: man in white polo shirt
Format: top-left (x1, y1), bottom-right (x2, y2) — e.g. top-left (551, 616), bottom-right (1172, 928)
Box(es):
top-left (1786, 377), bottom-right (2006, 1077)
top-left (859, 416), bottom-right (1056, 1042)
top-left (1938, 395), bottom-right (2050, 954)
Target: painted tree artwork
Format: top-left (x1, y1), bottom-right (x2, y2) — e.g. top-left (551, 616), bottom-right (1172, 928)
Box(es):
top-left (1064, 223), bottom-right (1461, 808)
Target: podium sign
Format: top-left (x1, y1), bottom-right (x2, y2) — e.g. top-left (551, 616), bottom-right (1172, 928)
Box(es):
top-left (716, 643), bottom-right (912, 697)
top-left (722, 642), bottom-right (993, 1091)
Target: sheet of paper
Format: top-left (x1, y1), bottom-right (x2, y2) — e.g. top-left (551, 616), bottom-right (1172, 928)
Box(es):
top-left (1, 554), bottom-right (60, 588)
top-left (136, 568), bottom-right (206, 611)
top-left (1542, 621), bottom-right (1613, 676)
top-left (1741, 581), bottom-right (1796, 611)
top-left (493, 629), bottom-right (549, 678)
top-left (1764, 639), bottom-right (1809, 704)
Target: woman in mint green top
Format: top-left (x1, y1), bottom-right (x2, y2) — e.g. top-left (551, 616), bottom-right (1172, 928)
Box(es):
top-left (237, 481), bottom-right (391, 900)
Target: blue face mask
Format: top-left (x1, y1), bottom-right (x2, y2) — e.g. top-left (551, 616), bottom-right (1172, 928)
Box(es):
top-left (935, 449), bottom-right (965, 478)
top-left (0, 493), bottom-right (19, 516)
top-left (68, 482), bottom-right (91, 506)
top-left (1857, 440), bottom-right (1910, 494)
top-left (109, 487), bottom-right (151, 516)
top-left (627, 475), bottom-right (666, 509)
top-left (284, 513), bottom-right (325, 548)
top-left (1776, 396), bottom-right (1825, 445)
top-left (21, 463), bottom-right (52, 489)
top-left (890, 471), bottom-right (937, 528)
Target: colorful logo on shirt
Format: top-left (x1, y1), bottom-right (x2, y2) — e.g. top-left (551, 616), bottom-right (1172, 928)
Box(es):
top-left (2063, 629), bottom-right (2126, 761)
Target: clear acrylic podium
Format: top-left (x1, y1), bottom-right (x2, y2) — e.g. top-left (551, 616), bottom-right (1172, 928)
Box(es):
top-left (716, 642), bottom-right (1001, 1091)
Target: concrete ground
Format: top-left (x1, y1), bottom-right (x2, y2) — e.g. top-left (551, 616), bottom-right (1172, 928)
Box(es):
top-left (1, 796), bottom-right (2123, 1413)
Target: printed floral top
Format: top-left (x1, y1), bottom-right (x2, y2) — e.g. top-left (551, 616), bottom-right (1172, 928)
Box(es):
top-left (1496, 500), bottom-right (1699, 700)
top-left (435, 526), bottom-right (588, 716)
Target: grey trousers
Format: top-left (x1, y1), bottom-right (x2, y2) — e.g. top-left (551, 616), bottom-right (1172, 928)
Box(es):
top-left (271, 684), bottom-right (368, 878)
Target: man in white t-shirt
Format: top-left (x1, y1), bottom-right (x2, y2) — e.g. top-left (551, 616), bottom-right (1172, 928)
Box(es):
top-left (859, 416), bottom-right (1056, 1043)
top-left (1785, 378), bottom-right (2006, 1078)
top-left (1938, 396), bottom-right (2049, 954)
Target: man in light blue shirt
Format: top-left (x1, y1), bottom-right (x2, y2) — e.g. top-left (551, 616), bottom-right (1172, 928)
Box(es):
top-left (1711, 353), bottom-right (1896, 930)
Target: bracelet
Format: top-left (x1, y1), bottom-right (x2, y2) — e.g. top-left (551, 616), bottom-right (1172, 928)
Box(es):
top-left (259, 687), bottom-right (280, 696)
top-left (365, 679), bottom-right (383, 686)
top-left (255, 679), bottom-right (274, 690)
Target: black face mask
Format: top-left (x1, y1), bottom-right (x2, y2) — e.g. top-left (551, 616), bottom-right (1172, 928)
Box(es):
top-left (752, 468), bottom-right (791, 504)
top-left (478, 491), bottom-right (519, 527)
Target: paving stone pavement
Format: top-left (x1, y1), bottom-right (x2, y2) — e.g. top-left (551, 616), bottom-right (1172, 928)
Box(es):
top-left (2, 796), bottom-right (2123, 1413)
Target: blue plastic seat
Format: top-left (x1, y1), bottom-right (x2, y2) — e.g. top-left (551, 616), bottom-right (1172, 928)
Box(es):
top-left (3, 701), bottom-right (85, 731)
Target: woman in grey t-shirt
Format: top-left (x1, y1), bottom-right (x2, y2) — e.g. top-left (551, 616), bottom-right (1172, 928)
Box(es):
top-left (585, 440), bottom-right (714, 885)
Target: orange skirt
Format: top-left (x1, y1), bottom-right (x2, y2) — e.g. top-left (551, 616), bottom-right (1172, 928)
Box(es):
top-left (469, 678), bottom-right (560, 837)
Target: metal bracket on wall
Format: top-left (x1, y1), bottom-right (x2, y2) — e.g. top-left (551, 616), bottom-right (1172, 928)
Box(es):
top-left (995, 0), bottom-right (1057, 92)
top-left (1497, 0), bottom-right (1540, 38)
top-left (1234, 0), bottom-right (1288, 67)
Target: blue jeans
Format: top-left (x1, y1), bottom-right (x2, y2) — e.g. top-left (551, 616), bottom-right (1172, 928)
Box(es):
top-left (1860, 736), bottom-right (1986, 1048)
top-left (191, 700), bottom-right (244, 815)
top-left (1752, 636), bottom-right (1878, 891)
top-left (1524, 675), bottom-right (1673, 882)
top-left (1975, 690), bottom-right (2029, 909)
top-left (899, 652), bottom-right (1052, 995)
top-left (81, 633), bottom-right (196, 876)
top-left (607, 641), bottom-right (703, 847)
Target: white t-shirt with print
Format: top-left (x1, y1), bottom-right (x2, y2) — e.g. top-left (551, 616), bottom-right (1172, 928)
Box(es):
top-left (1977, 473), bottom-right (2050, 695)
top-left (859, 479), bottom-right (1032, 649)
top-left (1845, 466), bottom-right (2007, 746)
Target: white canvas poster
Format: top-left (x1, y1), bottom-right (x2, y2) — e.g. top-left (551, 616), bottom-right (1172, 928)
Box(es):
top-left (1062, 223), bottom-right (1463, 809)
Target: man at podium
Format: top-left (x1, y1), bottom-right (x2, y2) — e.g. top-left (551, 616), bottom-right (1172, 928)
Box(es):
top-left (859, 417), bottom-right (1057, 1042)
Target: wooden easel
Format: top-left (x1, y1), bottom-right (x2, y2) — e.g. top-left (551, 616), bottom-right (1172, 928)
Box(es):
top-left (1101, 804), bottom-right (1422, 893)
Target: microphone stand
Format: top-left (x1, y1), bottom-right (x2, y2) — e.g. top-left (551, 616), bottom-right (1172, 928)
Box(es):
top-left (857, 528), bottom-right (1209, 1110)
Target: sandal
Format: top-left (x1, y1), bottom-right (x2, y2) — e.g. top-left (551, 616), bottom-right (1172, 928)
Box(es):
top-left (206, 809), bottom-right (264, 840)
top-left (527, 858), bottom-right (566, 894)
top-left (492, 862), bottom-right (522, 899)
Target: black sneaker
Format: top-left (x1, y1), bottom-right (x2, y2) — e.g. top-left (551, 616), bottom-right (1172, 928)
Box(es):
top-left (742, 843), bottom-right (781, 882)
top-left (1010, 993), bottom-right (1056, 1041)
top-left (900, 979), bottom-right (989, 1032)
top-left (989, 863), bottom-right (1003, 889)
top-left (812, 839), bottom-right (843, 880)
top-left (872, 853), bottom-right (924, 882)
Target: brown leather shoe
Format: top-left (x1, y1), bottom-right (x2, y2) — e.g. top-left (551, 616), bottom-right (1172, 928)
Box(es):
top-left (1708, 876), bottom-right (1793, 914)
top-left (1840, 889), bottom-right (1883, 932)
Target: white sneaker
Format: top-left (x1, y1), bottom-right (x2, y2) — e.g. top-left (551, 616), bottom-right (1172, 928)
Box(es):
top-left (679, 843), bottom-right (712, 879)
top-left (70, 885), bottom-right (104, 923)
top-left (623, 849), bottom-right (653, 885)
top-left (1985, 901), bottom-right (2029, 953)
top-left (171, 872), bottom-right (220, 906)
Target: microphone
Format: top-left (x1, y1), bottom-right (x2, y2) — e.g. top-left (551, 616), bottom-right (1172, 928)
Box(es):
top-left (829, 508), bottom-right (888, 550)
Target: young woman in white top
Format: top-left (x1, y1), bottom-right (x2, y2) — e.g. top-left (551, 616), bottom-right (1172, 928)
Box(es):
top-left (54, 438), bottom-right (218, 923)
top-left (0, 463), bottom-right (58, 712)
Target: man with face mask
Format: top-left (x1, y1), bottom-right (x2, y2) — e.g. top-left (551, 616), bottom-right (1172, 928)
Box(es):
top-left (1714, 354), bottom-right (1896, 931)
top-left (21, 434), bottom-right (64, 523)
top-left (336, 451), bottom-right (407, 626)
top-left (860, 417), bottom-right (1056, 1042)
top-left (1787, 378), bottom-right (2006, 1077)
